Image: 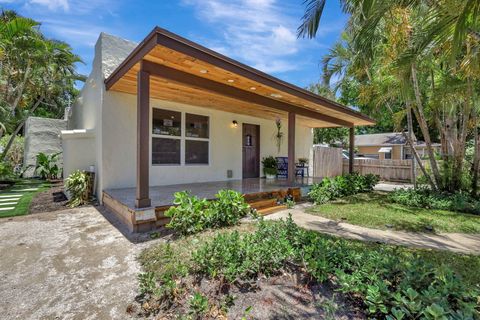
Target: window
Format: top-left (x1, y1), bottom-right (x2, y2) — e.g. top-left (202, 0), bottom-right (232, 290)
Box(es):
top-left (152, 108), bottom-right (181, 165)
top-left (186, 140), bottom-right (209, 164)
top-left (186, 113), bottom-right (209, 138)
top-left (185, 113), bottom-right (209, 165)
top-left (152, 138), bottom-right (180, 164)
top-left (152, 108), bottom-right (181, 136)
top-left (151, 108), bottom-right (209, 165)
top-left (385, 152), bottom-right (392, 159)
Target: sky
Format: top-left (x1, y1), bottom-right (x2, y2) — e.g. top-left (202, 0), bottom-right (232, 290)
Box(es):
top-left (0, 0), bottom-right (348, 88)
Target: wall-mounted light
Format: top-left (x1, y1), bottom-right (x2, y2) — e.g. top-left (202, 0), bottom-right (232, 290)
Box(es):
top-left (232, 120), bottom-right (238, 128)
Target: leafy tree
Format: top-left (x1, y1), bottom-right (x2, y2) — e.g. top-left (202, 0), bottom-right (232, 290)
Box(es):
top-left (0, 10), bottom-right (83, 161)
top-left (300, 0), bottom-right (480, 194)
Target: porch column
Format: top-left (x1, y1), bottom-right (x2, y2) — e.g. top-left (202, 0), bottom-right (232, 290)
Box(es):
top-left (135, 66), bottom-right (151, 208)
top-left (349, 126), bottom-right (354, 174)
top-left (288, 112), bottom-right (296, 182)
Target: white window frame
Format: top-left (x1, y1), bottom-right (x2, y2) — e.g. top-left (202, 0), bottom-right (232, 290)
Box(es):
top-left (151, 107), bottom-right (210, 166)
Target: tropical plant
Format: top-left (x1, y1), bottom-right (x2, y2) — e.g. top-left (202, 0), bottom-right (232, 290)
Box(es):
top-left (299, 0), bottom-right (480, 194)
top-left (165, 190), bottom-right (251, 236)
top-left (0, 161), bottom-right (14, 181)
top-left (0, 10), bottom-right (83, 160)
top-left (35, 152), bottom-right (60, 180)
top-left (273, 118), bottom-right (284, 153)
top-left (65, 170), bottom-right (90, 207)
top-left (0, 134), bottom-right (23, 171)
top-left (308, 172), bottom-right (379, 204)
top-left (261, 156), bottom-right (278, 176)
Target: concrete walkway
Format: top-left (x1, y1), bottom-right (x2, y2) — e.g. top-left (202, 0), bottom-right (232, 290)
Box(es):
top-left (265, 209), bottom-right (480, 255)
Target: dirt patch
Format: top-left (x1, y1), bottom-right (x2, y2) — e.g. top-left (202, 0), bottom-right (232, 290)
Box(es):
top-left (129, 271), bottom-right (364, 319)
top-left (29, 184), bottom-right (68, 214)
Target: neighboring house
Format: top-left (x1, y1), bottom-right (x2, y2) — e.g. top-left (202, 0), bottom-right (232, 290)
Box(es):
top-left (62, 27), bottom-right (374, 231)
top-left (355, 132), bottom-right (441, 160)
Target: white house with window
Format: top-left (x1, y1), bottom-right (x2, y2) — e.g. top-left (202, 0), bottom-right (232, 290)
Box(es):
top-left (62, 29), bottom-right (373, 231)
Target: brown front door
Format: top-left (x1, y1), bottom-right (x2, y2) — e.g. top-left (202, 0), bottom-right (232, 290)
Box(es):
top-left (242, 123), bottom-right (260, 178)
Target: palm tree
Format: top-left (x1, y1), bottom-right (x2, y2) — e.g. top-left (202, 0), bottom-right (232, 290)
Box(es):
top-left (0, 11), bottom-right (83, 160)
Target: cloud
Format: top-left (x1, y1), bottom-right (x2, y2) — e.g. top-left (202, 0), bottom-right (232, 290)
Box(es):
top-left (182, 0), bottom-right (335, 74)
top-left (29, 0), bottom-right (68, 11)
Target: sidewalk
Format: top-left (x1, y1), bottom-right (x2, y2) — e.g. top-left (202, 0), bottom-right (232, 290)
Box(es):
top-left (265, 209), bottom-right (480, 255)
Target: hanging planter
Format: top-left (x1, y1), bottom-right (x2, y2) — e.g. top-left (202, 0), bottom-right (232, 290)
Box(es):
top-left (274, 117), bottom-right (284, 153)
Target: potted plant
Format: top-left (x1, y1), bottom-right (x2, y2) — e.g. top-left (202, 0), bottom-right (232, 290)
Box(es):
top-left (262, 156), bottom-right (278, 179)
top-left (298, 157), bottom-right (308, 166)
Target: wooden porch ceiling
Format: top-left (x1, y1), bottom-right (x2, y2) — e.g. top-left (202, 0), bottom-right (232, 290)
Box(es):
top-left (105, 27), bottom-right (375, 128)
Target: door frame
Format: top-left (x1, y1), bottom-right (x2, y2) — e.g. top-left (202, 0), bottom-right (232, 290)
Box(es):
top-left (242, 123), bottom-right (260, 178)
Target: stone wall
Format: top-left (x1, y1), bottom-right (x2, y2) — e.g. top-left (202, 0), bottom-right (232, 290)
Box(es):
top-left (23, 117), bottom-right (67, 178)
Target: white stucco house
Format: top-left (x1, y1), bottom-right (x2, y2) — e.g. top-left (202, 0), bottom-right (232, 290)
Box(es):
top-left (63, 27), bottom-right (373, 231)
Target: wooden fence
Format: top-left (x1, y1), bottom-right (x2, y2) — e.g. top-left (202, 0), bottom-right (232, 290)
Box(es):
top-left (342, 159), bottom-right (416, 182)
top-left (312, 146), bottom-right (343, 178)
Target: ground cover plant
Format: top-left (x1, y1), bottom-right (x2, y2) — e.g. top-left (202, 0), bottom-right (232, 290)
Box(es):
top-left (390, 187), bottom-right (480, 215)
top-left (309, 192), bottom-right (480, 233)
top-left (165, 189), bottom-right (251, 236)
top-left (135, 217), bottom-right (480, 319)
top-left (65, 170), bottom-right (91, 208)
top-left (308, 172), bottom-right (379, 204)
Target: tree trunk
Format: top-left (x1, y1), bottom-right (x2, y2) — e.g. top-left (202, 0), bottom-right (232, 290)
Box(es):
top-left (406, 103), bottom-right (417, 187)
top-left (411, 63), bottom-right (442, 188)
top-left (0, 96), bottom-right (44, 161)
top-left (402, 131), bottom-right (435, 188)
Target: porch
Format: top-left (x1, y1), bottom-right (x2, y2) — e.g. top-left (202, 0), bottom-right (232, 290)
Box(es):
top-left (100, 27), bottom-right (374, 232)
top-left (102, 177), bottom-right (322, 232)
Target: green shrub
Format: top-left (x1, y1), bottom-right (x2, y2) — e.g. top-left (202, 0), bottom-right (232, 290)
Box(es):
top-left (390, 187), bottom-right (480, 215)
top-left (192, 217), bottom-right (479, 318)
top-left (165, 190), bottom-right (251, 236)
top-left (35, 152), bottom-right (60, 180)
top-left (0, 135), bottom-right (24, 171)
top-left (261, 156), bottom-right (278, 176)
top-left (0, 161), bottom-right (15, 181)
top-left (165, 191), bottom-right (213, 236)
top-left (210, 189), bottom-right (251, 228)
top-left (65, 170), bottom-right (90, 207)
top-left (308, 172), bottom-right (379, 204)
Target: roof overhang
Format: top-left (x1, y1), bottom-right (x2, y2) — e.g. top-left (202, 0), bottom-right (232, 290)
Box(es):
top-left (104, 27), bottom-right (375, 128)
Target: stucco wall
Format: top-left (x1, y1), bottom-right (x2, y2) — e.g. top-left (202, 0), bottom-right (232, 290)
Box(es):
top-left (101, 91), bottom-right (313, 190)
top-left (62, 130), bottom-right (96, 182)
top-left (23, 117), bottom-right (66, 178)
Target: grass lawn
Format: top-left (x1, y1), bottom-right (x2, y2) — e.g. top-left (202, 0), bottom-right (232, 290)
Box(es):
top-left (0, 179), bottom-right (50, 218)
top-left (308, 191), bottom-right (480, 233)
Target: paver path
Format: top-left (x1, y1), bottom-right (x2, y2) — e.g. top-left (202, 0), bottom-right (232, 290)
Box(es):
top-left (266, 208), bottom-right (480, 255)
top-left (0, 206), bottom-right (154, 320)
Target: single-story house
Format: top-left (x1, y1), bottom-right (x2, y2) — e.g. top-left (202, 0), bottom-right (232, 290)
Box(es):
top-left (355, 132), bottom-right (441, 160)
top-left (62, 27), bottom-right (374, 231)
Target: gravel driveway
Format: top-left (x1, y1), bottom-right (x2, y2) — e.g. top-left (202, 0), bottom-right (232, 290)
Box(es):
top-left (0, 206), bottom-right (150, 320)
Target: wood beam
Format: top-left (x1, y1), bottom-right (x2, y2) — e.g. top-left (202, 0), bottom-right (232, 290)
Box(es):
top-left (142, 60), bottom-right (353, 127)
top-left (349, 127), bottom-right (355, 174)
top-left (288, 112), bottom-right (296, 182)
top-left (135, 67), bottom-right (151, 208)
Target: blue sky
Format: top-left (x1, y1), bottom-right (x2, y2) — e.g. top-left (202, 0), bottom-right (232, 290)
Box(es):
top-left (1, 0), bottom-right (347, 88)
